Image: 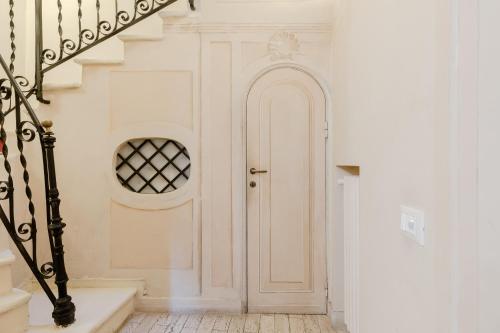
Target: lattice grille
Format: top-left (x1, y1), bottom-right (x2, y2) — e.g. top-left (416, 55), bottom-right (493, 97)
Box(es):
top-left (116, 138), bottom-right (191, 194)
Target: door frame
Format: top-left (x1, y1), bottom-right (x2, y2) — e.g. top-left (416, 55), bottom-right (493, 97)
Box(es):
top-left (241, 63), bottom-right (334, 314)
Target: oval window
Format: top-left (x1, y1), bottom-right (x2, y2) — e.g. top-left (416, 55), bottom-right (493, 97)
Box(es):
top-left (115, 138), bottom-right (191, 194)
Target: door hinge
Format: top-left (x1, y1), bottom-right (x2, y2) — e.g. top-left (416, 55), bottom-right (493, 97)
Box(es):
top-left (325, 288), bottom-right (329, 298)
top-left (324, 121), bottom-right (329, 138)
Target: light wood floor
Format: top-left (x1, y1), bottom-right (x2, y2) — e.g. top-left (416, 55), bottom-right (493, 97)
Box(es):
top-left (119, 313), bottom-right (344, 333)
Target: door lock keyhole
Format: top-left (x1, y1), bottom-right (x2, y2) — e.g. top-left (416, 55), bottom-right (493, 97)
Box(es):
top-left (249, 181), bottom-right (257, 188)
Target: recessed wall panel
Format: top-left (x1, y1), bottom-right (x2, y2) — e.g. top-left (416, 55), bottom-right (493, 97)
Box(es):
top-left (110, 71), bottom-right (193, 130)
top-left (209, 42), bottom-right (234, 288)
top-left (267, 86), bottom-right (311, 284)
top-left (111, 200), bottom-right (193, 270)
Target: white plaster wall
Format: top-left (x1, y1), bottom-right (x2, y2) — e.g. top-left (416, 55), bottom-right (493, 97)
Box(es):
top-left (477, 0), bottom-right (500, 331)
top-left (448, 1), bottom-right (500, 331)
top-left (200, 0), bottom-right (332, 24)
top-left (330, 1), bottom-right (452, 332)
top-left (0, 5), bottom-right (9, 63)
top-left (0, 0), bottom-right (29, 77)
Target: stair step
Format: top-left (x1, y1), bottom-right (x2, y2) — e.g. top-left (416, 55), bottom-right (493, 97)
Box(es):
top-left (0, 289), bottom-right (31, 333)
top-left (118, 14), bottom-right (164, 41)
top-left (0, 250), bottom-right (15, 296)
top-left (43, 62), bottom-right (83, 91)
top-left (28, 287), bottom-right (137, 333)
top-left (75, 38), bottom-right (125, 65)
top-left (160, 0), bottom-right (191, 17)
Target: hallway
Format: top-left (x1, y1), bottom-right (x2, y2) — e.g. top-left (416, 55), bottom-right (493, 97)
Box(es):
top-left (119, 313), bottom-right (343, 333)
top-left (2, 0), bottom-right (500, 332)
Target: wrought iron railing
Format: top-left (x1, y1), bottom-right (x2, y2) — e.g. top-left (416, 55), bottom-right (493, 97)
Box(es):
top-left (0, 0), bottom-right (194, 327)
top-left (0, 54), bottom-right (75, 326)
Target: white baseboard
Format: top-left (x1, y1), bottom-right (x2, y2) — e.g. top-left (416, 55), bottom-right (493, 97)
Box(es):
top-left (248, 304), bottom-right (325, 315)
top-left (19, 278), bottom-right (146, 296)
top-left (22, 277), bottom-right (244, 315)
top-left (137, 297), bottom-right (243, 313)
top-left (328, 309), bottom-right (346, 331)
top-left (68, 278), bottom-right (146, 296)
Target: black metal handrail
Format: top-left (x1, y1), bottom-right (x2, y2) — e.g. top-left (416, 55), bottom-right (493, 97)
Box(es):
top-left (0, 54), bottom-right (75, 326)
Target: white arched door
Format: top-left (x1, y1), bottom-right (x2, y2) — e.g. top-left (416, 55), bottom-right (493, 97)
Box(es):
top-left (247, 67), bottom-right (327, 314)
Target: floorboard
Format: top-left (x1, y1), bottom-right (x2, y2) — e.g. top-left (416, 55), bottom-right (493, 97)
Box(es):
top-left (120, 313), bottom-right (338, 333)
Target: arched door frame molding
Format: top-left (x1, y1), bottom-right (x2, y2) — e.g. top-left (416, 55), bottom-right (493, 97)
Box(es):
top-left (241, 63), bottom-right (335, 313)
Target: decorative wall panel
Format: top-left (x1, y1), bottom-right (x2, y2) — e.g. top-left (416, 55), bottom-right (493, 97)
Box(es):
top-left (111, 200), bottom-right (194, 270)
top-left (207, 42), bottom-right (234, 289)
top-left (110, 71), bottom-right (194, 130)
top-left (241, 42), bottom-right (269, 69)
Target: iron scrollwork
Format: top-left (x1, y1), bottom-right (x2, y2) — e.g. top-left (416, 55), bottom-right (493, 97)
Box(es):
top-left (0, 181), bottom-right (10, 200)
top-left (41, 262), bottom-right (56, 279)
top-left (0, 55), bottom-right (75, 327)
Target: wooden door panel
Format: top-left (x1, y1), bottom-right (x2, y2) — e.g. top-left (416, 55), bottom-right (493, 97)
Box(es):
top-left (262, 85), bottom-right (311, 291)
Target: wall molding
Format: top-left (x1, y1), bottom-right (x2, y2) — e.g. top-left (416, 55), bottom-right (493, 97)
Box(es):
top-left (328, 309), bottom-right (347, 330)
top-left (268, 32), bottom-right (302, 61)
top-left (137, 296), bottom-right (243, 313)
top-left (164, 21), bottom-right (333, 33)
top-left (216, 0), bottom-right (311, 3)
top-left (20, 277), bottom-right (147, 295)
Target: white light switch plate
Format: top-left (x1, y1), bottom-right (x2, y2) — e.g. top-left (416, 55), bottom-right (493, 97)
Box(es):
top-left (400, 206), bottom-right (425, 246)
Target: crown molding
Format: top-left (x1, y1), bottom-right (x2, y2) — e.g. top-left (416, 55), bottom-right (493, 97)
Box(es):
top-left (163, 20), bottom-right (333, 33)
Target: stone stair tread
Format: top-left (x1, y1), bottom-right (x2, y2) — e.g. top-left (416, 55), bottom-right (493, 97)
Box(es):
top-left (43, 62), bottom-right (83, 91)
top-left (75, 38), bottom-right (125, 65)
top-left (0, 288), bottom-right (31, 315)
top-left (118, 15), bottom-right (164, 41)
top-left (0, 250), bottom-right (15, 267)
top-left (160, 0), bottom-right (191, 17)
top-left (28, 287), bottom-right (137, 333)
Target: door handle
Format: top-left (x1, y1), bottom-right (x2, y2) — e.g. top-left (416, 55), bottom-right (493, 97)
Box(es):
top-left (250, 168), bottom-right (268, 175)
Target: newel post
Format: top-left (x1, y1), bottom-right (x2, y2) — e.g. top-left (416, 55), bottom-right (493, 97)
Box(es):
top-left (41, 120), bottom-right (75, 326)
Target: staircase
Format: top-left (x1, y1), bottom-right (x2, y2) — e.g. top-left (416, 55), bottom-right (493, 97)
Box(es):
top-left (0, 0), bottom-right (195, 331)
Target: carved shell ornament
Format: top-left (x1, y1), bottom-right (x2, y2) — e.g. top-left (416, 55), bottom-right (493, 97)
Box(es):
top-left (268, 32), bottom-right (301, 61)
